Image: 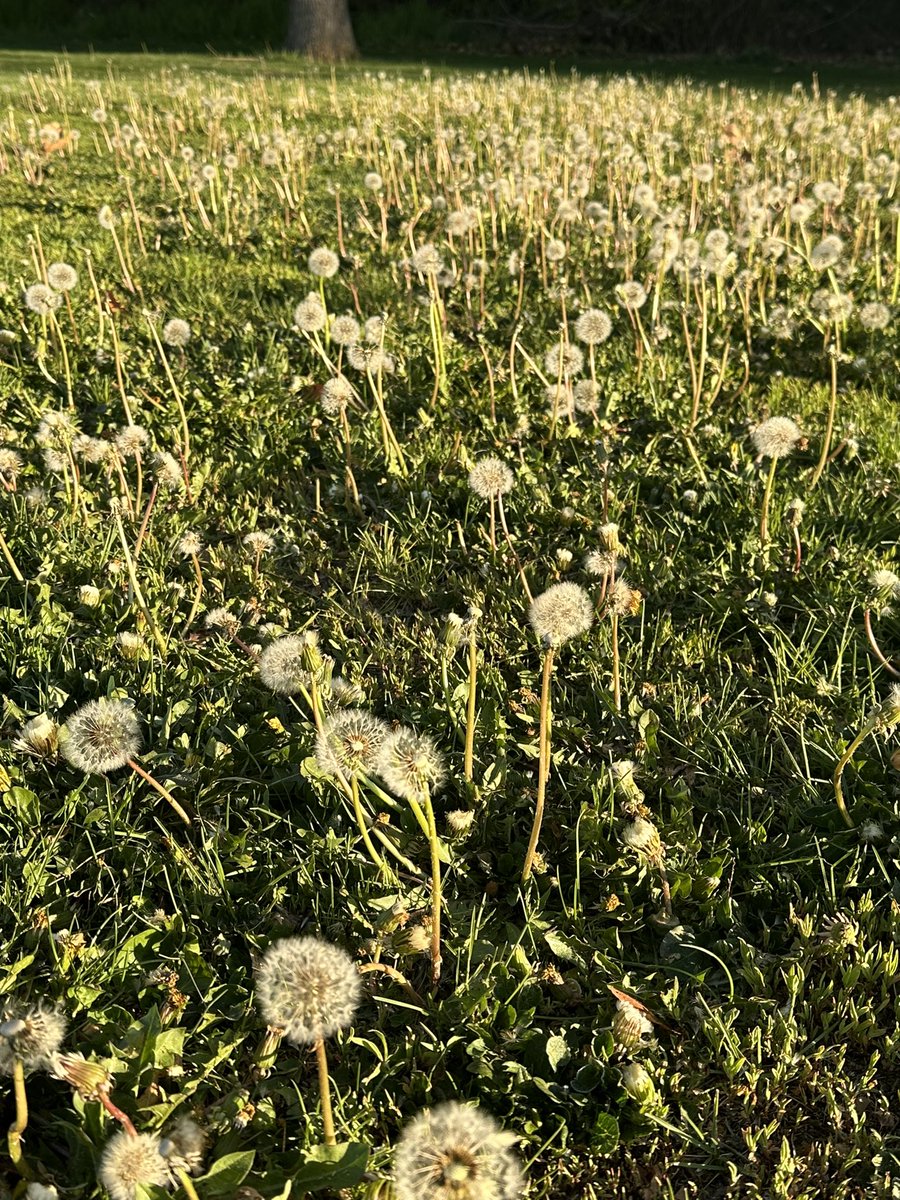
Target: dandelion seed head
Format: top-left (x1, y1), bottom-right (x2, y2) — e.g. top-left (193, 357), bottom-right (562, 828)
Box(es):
top-left (363, 171), bottom-right (383, 191)
top-left (528, 582), bottom-right (593, 648)
top-left (0, 448), bottom-right (23, 481)
top-left (114, 425), bottom-right (150, 457)
top-left (243, 531), bottom-right (274, 556)
top-left (294, 293), bottom-right (327, 332)
top-left (329, 315), bottom-right (360, 346)
top-left (321, 375), bottom-right (354, 416)
top-left (308, 247), bottom-right (340, 278)
top-left (411, 244), bottom-right (443, 275)
top-left (543, 342), bottom-right (584, 378)
top-left (59, 699), bottom-right (141, 774)
top-left (162, 318), bottom-right (191, 348)
top-left (608, 578), bottom-right (642, 617)
top-left (467, 456), bottom-right (514, 500)
top-left (99, 1132), bottom-right (171, 1200)
top-left (178, 531), bottom-right (203, 557)
top-left (574, 308), bottom-right (613, 345)
top-left (153, 451), bottom-right (184, 490)
top-left (0, 1002), bottom-right (67, 1073)
top-left (25, 283), bottom-right (61, 316)
top-left (258, 634), bottom-right (315, 695)
top-left (159, 1116), bottom-right (207, 1175)
top-left (860, 301), bottom-right (891, 331)
top-left (616, 280), bottom-right (648, 310)
top-left (809, 235), bottom-right (843, 271)
top-left (751, 416), bottom-right (802, 460)
top-left (47, 262), bottom-right (77, 292)
top-left (205, 606), bottom-right (239, 636)
top-left (376, 726), bottom-right (446, 800)
top-left (315, 709), bottom-right (389, 778)
top-left (393, 1102), bottom-right (524, 1200)
top-left (255, 936), bottom-right (361, 1045)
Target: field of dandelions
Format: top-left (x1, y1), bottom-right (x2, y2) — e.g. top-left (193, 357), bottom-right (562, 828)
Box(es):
top-left (1, 50), bottom-right (900, 1200)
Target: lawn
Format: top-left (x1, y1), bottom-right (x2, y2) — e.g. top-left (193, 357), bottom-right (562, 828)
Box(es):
top-left (0, 50), bottom-right (899, 1200)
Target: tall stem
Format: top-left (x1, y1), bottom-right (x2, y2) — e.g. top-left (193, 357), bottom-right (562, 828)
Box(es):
top-left (521, 647), bottom-right (554, 883)
top-left (8, 1058), bottom-right (33, 1178)
top-left (809, 332), bottom-right (840, 490)
top-left (314, 1039), bottom-right (336, 1146)
top-left (611, 612), bottom-right (621, 712)
top-left (350, 774), bottom-right (388, 876)
top-left (423, 786), bottom-right (442, 988)
top-left (833, 724), bottom-right (874, 829)
top-left (0, 525), bottom-right (25, 583)
top-left (759, 456), bottom-right (778, 546)
top-left (463, 630), bottom-right (478, 783)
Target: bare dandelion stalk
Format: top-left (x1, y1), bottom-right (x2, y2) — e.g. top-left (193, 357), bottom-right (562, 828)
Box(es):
top-left (126, 756), bottom-right (191, 826)
top-left (463, 615), bottom-right (479, 785)
top-left (423, 784), bottom-right (442, 987)
top-left (809, 333), bottom-right (840, 490)
top-left (146, 315), bottom-right (191, 461)
top-left (112, 505), bottom-right (167, 655)
top-left (521, 645), bottom-right (555, 884)
top-left (314, 1039), bottom-right (336, 1146)
top-left (0, 525), bottom-right (25, 583)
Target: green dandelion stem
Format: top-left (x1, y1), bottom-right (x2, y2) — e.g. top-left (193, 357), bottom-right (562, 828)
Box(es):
top-left (423, 786), bottom-right (443, 988)
top-left (809, 330), bottom-right (840, 490)
top-left (113, 507), bottom-right (167, 655)
top-left (833, 724), bottom-right (876, 830)
top-left (176, 1169), bottom-right (201, 1200)
top-left (146, 316), bottom-right (190, 461)
top-left (349, 774), bottom-right (388, 876)
top-left (0, 526), bottom-right (25, 583)
top-left (611, 611), bottom-right (621, 712)
top-left (314, 1039), bottom-right (337, 1147)
top-left (7, 1058), bottom-right (34, 1180)
top-left (521, 647), bottom-right (555, 884)
top-left (759, 455), bottom-right (778, 546)
top-left (463, 630), bottom-right (478, 784)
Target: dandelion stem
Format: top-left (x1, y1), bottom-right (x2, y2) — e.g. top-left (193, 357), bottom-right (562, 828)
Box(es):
top-left (809, 332), bottom-right (840, 490)
top-left (833, 725), bottom-right (871, 830)
top-left (611, 611), bottom-right (621, 712)
top-left (0, 526), bottom-right (25, 583)
top-left (113, 506), bottom-right (167, 655)
top-left (127, 758), bottom-right (191, 825)
top-left (146, 316), bottom-right (190, 461)
top-left (7, 1058), bottom-right (34, 1180)
top-left (314, 1039), bottom-right (336, 1146)
top-left (759, 455), bottom-right (778, 546)
top-left (98, 1090), bottom-right (138, 1137)
top-left (422, 786), bottom-right (442, 988)
top-left (176, 1168), bottom-right (201, 1200)
top-left (863, 609), bottom-right (900, 679)
top-left (463, 627), bottom-right (478, 784)
top-left (349, 774), bottom-right (389, 876)
top-left (521, 647), bottom-right (554, 883)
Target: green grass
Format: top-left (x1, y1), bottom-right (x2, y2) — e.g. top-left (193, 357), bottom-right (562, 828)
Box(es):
top-left (0, 51), bottom-right (899, 1200)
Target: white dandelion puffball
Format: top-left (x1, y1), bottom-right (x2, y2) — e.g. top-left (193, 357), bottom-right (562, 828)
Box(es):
top-left (255, 936), bottom-right (362, 1045)
top-left (528, 583), bottom-right (594, 648)
top-left (59, 699), bottom-right (141, 774)
top-left (393, 1101), bottom-right (524, 1200)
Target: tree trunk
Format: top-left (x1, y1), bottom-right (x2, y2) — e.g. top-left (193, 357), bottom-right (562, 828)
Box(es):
top-left (286, 0), bottom-right (358, 59)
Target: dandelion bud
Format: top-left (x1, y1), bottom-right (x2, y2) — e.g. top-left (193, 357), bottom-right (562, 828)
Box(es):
top-left (621, 816), bottom-right (661, 858)
top-left (78, 584), bottom-right (100, 607)
top-left (116, 632), bottom-right (147, 661)
top-left (0, 1002), bottom-right (67, 1072)
top-left (446, 809), bottom-right (475, 837)
top-left (99, 1131), bottom-right (171, 1200)
top-left (50, 1051), bottom-right (112, 1099)
top-left (621, 1061), bottom-right (655, 1102)
top-left (786, 497), bottom-right (806, 527)
top-left (612, 1000), bottom-right (653, 1051)
top-left (14, 713), bottom-right (59, 758)
top-left (255, 936), bottom-right (362, 1046)
top-left (598, 523), bottom-right (620, 553)
top-left (393, 1102), bottom-right (524, 1200)
top-left (555, 548), bottom-right (573, 569)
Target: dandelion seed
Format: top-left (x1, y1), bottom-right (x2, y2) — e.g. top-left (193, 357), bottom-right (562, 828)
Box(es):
top-left (528, 582), bottom-right (593, 648)
top-left (393, 1102), bottom-right (524, 1200)
top-left (99, 1132), bottom-right (171, 1200)
top-left (243, 531), bottom-right (274, 557)
top-left (205, 607), bottom-right (240, 637)
top-left (0, 1003), bottom-right (67, 1073)
top-left (60, 699), bottom-right (141, 774)
top-left (255, 936), bottom-right (361, 1045)
top-left (0, 448), bottom-right (23, 482)
top-left (376, 726), bottom-right (445, 801)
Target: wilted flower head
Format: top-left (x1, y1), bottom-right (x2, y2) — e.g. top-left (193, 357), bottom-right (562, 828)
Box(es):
top-left (751, 417), bottom-right (802, 460)
top-left (621, 1061), bottom-right (655, 1101)
top-left (47, 262), bottom-right (77, 291)
top-left (48, 1051), bottom-right (112, 1099)
top-left (467, 456), bottom-right (514, 500)
top-left (14, 713), bottom-right (59, 759)
top-left (621, 816), bottom-right (661, 857)
top-left (162, 318), bottom-right (191, 348)
top-left (308, 247), bottom-right (339, 278)
top-left (612, 1000), bottom-right (653, 1051)
top-left (0, 1002), bottom-right (67, 1072)
top-left (574, 308), bottom-right (613, 345)
top-left (99, 1132), bottom-right (171, 1200)
top-left (159, 1115), bottom-right (207, 1175)
top-left (376, 726), bottom-right (445, 800)
top-left (258, 633), bottom-right (317, 695)
top-left (528, 582), bottom-right (593, 648)
top-left (79, 584), bottom-right (101, 607)
top-left (393, 1101), bottom-right (524, 1200)
top-left (316, 709), bottom-right (390, 778)
top-left (255, 936), bottom-right (362, 1045)
top-left (60, 699), bottom-right (141, 774)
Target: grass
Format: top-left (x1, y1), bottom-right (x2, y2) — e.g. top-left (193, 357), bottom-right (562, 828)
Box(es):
top-left (0, 49), bottom-right (899, 1200)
